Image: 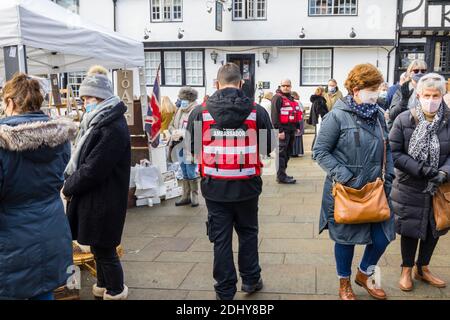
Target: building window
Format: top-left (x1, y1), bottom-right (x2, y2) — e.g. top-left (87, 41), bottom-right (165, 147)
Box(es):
top-left (434, 40), bottom-right (449, 75)
top-left (67, 72), bottom-right (86, 98)
top-left (309, 0), bottom-right (357, 16)
top-left (398, 45), bottom-right (426, 70)
top-left (164, 51), bottom-right (183, 85)
top-left (301, 49), bottom-right (333, 86)
top-left (185, 51), bottom-right (204, 86)
top-left (145, 52), bottom-right (162, 85)
top-left (233, 0), bottom-right (267, 20)
top-left (151, 0), bottom-right (183, 22)
top-left (145, 50), bottom-right (204, 87)
top-left (52, 0), bottom-right (79, 13)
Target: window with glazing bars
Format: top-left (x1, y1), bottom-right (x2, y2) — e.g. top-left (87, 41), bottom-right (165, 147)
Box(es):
top-left (233, 0), bottom-right (266, 20)
top-left (309, 0), bottom-right (357, 16)
top-left (151, 0), bottom-right (182, 21)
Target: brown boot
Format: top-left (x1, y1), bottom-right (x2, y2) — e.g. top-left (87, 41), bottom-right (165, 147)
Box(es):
top-left (355, 270), bottom-right (387, 300)
top-left (399, 267), bottom-right (413, 292)
top-left (414, 265), bottom-right (446, 288)
top-left (339, 278), bottom-right (357, 300)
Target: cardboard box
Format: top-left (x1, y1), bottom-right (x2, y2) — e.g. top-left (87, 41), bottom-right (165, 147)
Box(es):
top-left (165, 187), bottom-right (183, 200)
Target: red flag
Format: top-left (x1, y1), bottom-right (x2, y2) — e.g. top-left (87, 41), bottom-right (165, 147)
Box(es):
top-left (147, 65), bottom-right (161, 148)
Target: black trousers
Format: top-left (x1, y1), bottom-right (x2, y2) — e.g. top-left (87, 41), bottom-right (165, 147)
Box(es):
top-left (400, 223), bottom-right (440, 268)
top-left (91, 246), bottom-right (125, 296)
top-left (205, 197), bottom-right (261, 300)
top-left (277, 130), bottom-right (296, 180)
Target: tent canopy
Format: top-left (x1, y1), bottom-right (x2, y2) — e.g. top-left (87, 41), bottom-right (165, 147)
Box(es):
top-left (0, 0), bottom-right (144, 76)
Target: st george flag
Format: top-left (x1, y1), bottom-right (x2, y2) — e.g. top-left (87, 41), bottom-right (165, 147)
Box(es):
top-left (146, 65), bottom-right (161, 148)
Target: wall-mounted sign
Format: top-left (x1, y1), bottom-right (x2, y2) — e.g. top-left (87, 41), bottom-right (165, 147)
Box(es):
top-left (258, 81), bottom-right (271, 89)
top-left (117, 69), bottom-right (135, 126)
top-left (216, 1), bottom-right (223, 32)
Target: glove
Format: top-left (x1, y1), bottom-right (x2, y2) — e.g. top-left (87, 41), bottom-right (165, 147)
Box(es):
top-left (424, 171), bottom-right (448, 196)
top-left (421, 164), bottom-right (439, 179)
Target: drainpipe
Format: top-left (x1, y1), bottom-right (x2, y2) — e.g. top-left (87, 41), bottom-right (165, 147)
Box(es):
top-left (113, 0), bottom-right (118, 32)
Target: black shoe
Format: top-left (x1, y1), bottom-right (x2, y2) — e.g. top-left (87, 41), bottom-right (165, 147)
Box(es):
top-left (287, 175), bottom-right (294, 180)
top-left (241, 278), bottom-right (264, 294)
top-left (277, 177), bottom-right (297, 184)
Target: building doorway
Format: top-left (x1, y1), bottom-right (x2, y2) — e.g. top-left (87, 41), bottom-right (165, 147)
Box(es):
top-left (226, 54), bottom-right (256, 100)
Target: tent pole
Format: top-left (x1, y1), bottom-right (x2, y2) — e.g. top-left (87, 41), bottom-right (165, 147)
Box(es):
top-left (3, 45), bottom-right (28, 80)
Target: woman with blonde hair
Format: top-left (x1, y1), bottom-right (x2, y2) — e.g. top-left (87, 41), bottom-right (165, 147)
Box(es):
top-left (160, 96), bottom-right (177, 136)
top-left (388, 59), bottom-right (428, 129)
top-left (260, 91), bottom-right (273, 120)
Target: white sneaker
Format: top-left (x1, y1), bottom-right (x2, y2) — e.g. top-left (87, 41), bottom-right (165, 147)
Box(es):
top-left (92, 284), bottom-right (106, 298)
top-left (103, 285), bottom-right (129, 300)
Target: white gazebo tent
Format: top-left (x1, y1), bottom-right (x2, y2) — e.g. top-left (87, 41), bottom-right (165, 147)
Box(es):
top-left (0, 0), bottom-right (144, 78)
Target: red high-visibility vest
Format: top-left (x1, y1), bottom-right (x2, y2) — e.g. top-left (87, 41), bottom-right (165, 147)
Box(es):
top-left (278, 94), bottom-right (302, 124)
top-left (200, 104), bottom-right (262, 180)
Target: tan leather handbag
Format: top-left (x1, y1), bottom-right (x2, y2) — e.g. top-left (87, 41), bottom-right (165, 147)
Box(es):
top-left (433, 183), bottom-right (450, 231)
top-left (333, 119), bottom-right (391, 224)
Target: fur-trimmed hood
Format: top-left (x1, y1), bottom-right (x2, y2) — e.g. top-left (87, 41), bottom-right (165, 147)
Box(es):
top-left (0, 117), bottom-right (78, 152)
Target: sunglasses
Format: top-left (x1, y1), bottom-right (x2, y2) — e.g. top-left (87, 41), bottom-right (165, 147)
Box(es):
top-left (412, 69), bottom-right (427, 74)
top-left (281, 85), bottom-right (291, 88)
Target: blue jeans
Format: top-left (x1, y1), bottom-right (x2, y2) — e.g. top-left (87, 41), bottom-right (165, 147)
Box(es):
top-left (29, 291), bottom-right (54, 300)
top-left (334, 223), bottom-right (390, 278)
top-left (179, 149), bottom-right (198, 180)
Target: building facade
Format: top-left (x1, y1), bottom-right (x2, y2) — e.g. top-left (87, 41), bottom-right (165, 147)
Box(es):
top-left (395, 0), bottom-right (450, 80)
top-left (59, 0), bottom-right (399, 103)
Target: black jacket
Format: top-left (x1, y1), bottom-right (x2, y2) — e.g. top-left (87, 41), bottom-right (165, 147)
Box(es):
top-left (187, 88), bottom-right (275, 202)
top-left (271, 91), bottom-right (300, 133)
top-left (308, 94), bottom-right (328, 126)
top-left (389, 106), bottom-right (450, 240)
top-left (63, 102), bottom-right (131, 248)
top-left (388, 80), bottom-right (414, 130)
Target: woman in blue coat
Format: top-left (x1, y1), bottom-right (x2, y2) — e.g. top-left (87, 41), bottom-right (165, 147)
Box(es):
top-left (313, 64), bottom-right (396, 300)
top-left (0, 74), bottom-right (77, 300)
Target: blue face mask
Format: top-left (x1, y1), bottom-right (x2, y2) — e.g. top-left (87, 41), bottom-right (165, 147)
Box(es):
top-left (85, 103), bottom-right (99, 113)
top-left (180, 100), bottom-right (190, 109)
top-left (412, 73), bottom-right (425, 83)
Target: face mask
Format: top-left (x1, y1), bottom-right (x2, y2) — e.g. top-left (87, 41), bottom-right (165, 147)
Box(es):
top-left (328, 86), bottom-right (336, 93)
top-left (180, 100), bottom-right (190, 109)
top-left (85, 103), bottom-right (99, 113)
top-left (358, 89), bottom-right (379, 105)
top-left (412, 73), bottom-right (425, 83)
top-left (420, 97), bottom-right (442, 113)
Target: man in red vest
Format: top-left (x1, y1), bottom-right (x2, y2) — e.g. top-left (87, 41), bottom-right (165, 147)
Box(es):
top-left (271, 79), bottom-right (302, 184)
top-left (186, 63), bottom-right (274, 300)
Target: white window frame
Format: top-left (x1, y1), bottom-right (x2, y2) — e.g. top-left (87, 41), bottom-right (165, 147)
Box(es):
top-left (163, 51), bottom-right (183, 86)
top-left (301, 49), bottom-right (333, 86)
top-left (308, 0), bottom-right (358, 16)
top-left (151, 0), bottom-right (183, 22)
top-left (184, 51), bottom-right (204, 86)
top-left (51, 0), bottom-right (79, 13)
top-left (233, 0), bottom-right (267, 20)
top-left (67, 72), bottom-right (86, 98)
top-left (145, 52), bottom-right (162, 85)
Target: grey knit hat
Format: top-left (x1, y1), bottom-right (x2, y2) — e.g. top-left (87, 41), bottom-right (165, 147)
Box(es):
top-left (79, 74), bottom-right (114, 100)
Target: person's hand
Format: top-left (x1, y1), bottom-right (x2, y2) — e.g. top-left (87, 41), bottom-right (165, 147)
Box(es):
top-left (429, 171), bottom-right (448, 186)
top-left (279, 132), bottom-right (286, 140)
top-left (384, 111), bottom-right (390, 121)
top-left (421, 164), bottom-right (439, 179)
top-left (297, 129), bottom-right (301, 135)
top-left (171, 130), bottom-right (183, 142)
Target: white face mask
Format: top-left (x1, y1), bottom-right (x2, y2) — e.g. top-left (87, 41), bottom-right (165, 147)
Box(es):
top-left (420, 97), bottom-right (442, 113)
top-left (358, 89), bottom-right (379, 105)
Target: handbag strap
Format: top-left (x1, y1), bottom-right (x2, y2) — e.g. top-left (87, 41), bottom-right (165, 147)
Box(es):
top-left (377, 118), bottom-right (387, 181)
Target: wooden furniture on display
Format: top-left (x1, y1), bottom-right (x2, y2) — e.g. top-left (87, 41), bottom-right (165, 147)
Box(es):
top-left (54, 243), bottom-right (124, 300)
top-left (47, 86), bottom-right (82, 121)
top-left (129, 100), bottom-right (150, 166)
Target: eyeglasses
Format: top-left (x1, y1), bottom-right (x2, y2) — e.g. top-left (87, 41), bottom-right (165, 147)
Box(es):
top-left (281, 85), bottom-right (291, 88)
top-left (412, 69), bottom-right (427, 74)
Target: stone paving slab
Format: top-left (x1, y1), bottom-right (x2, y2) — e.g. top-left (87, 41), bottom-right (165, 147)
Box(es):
top-left (79, 135), bottom-right (450, 300)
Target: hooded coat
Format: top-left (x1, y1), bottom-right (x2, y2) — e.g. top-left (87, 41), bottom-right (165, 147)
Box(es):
top-left (313, 98), bottom-right (396, 245)
top-left (0, 112), bottom-right (77, 299)
top-left (308, 94), bottom-right (328, 126)
top-left (63, 102), bottom-right (131, 248)
top-left (187, 88), bottom-right (275, 202)
top-left (389, 106), bottom-right (450, 240)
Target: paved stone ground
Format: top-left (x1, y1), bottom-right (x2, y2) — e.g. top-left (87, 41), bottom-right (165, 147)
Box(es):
top-left (80, 135), bottom-right (450, 300)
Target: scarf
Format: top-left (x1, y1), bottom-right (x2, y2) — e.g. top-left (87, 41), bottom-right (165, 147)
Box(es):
top-left (345, 95), bottom-right (379, 127)
top-left (64, 96), bottom-right (120, 177)
top-left (408, 103), bottom-right (444, 170)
